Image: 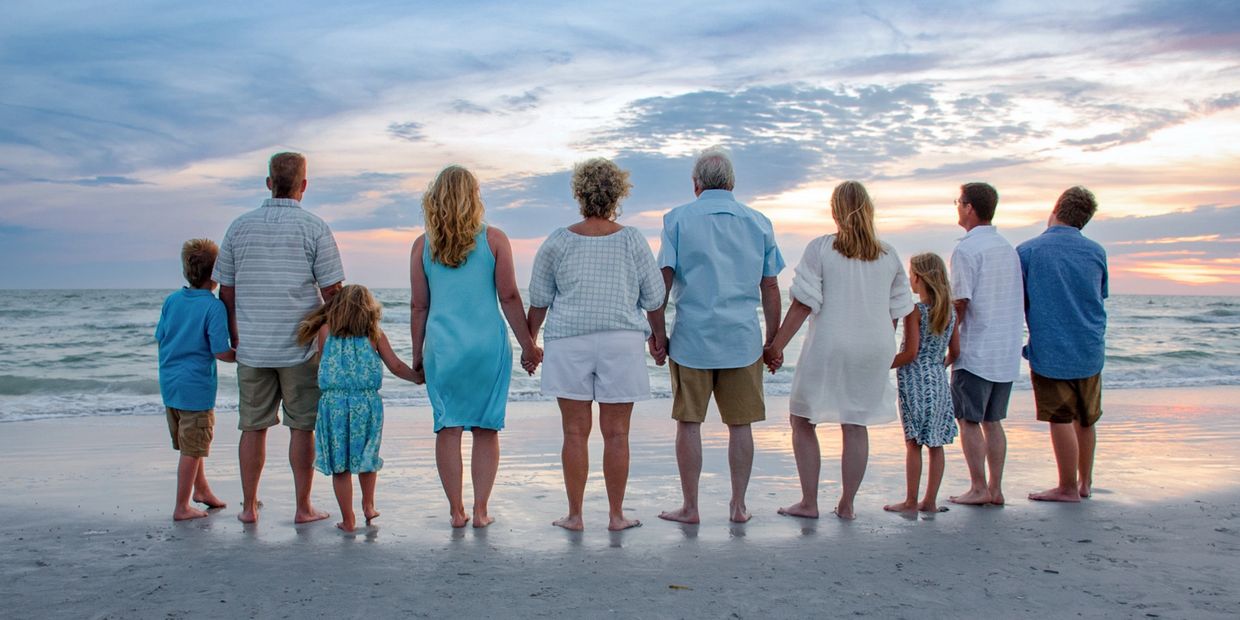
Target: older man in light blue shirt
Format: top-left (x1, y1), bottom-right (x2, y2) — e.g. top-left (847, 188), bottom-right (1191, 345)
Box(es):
top-left (655, 147), bottom-right (785, 524)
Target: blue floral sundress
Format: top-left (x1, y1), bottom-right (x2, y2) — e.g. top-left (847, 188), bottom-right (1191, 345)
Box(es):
top-left (314, 335), bottom-right (384, 474)
top-left (896, 303), bottom-right (958, 447)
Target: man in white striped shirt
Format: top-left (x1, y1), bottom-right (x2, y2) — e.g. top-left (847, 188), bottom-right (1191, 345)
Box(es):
top-left (948, 182), bottom-right (1024, 507)
top-left (213, 152), bottom-right (345, 524)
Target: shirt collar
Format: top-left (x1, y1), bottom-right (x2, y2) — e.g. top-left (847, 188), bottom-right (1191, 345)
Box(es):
top-left (181, 286), bottom-right (213, 297)
top-left (959, 224), bottom-right (996, 241)
top-left (262, 198), bottom-right (302, 209)
top-left (1045, 225), bottom-right (1080, 235)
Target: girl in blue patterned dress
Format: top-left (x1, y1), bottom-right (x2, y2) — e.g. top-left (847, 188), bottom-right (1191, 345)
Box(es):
top-left (884, 253), bottom-right (960, 515)
top-left (297, 285), bottom-right (420, 532)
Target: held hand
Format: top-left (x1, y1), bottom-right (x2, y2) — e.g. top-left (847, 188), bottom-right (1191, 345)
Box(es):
top-left (647, 334), bottom-right (668, 366)
top-left (762, 345), bottom-right (784, 374)
top-left (520, 346), bottom-right (542, 376)
top-left (411, 358), bottom-right (426, 385)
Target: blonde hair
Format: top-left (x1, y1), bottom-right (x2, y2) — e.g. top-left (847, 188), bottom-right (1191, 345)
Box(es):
top-left (422, 165), bottom-right (484, 267)
top-left (909, 253), bottom-right (952, 335)
top-left (830, 180), bottom-right (883, 261)
top-left (571, 158), bottom-right (631, 220)
top-left (181, 238), bottom-right (219, 288)
top-left (296, 284), bottom-right (382, 347)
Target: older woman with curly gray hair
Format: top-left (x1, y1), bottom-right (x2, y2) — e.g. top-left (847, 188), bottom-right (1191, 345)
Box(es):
top-left (526, 157), bottom-right (666, 531)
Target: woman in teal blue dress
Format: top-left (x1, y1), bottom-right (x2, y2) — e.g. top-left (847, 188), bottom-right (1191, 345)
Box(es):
top-left (410, 165), bottom-right (541, 529)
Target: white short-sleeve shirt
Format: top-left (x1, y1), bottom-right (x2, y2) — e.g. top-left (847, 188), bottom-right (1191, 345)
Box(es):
top-left (950, 225), bottom-right (1024, 383)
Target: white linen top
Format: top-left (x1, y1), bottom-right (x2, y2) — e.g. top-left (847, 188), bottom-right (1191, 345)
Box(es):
top-left (788, 235), bottom-right (914, 426)
top-left (949, 225), bottom-right (1024, 383)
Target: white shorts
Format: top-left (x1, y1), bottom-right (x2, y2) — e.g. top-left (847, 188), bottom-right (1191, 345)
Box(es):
top-left (541, 330), bottom-right (651, 403)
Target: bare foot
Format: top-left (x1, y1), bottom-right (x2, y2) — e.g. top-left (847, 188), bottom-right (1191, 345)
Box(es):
top-left (657, 507), bottom-right (700, 524)
top-left (883, 500), bottom-right (918, 513)
top-left (1028, 487), bottom-right (1081, 502)
top-left (294, 507), bottom-right (331, 524)
top-left (949, 489), bottom-right (992, 505)
top-left (237, 507), bottom-right (259, 524)
top-left (364, 507), bottom-right (380, 525)
top-left (608, 516), bottom-right (641, 531)
top-left (553, 515), bottom-right (584, 531)
top-left (193, 493), bottom-right (227, 509)
top-left (449, 513), bottom-right (470, 528)
top-left (832, 505), bottom-right (856, 521)
top-left (336, 520), bottom-right (356, 532)
top-left (472, 513), bottom-right (494, 529)
top-left (729, 501), bottom-right (752, 524)
top-left (918, 501), bottom-right (948, 513)
top-left (173, 506), bottom-right (209, 521)
top-left (988, 489), bottom-right (1006, 506)
top-left (777, 501), bottom-right (820, 519)
top-left (1079, 482), bottom-right (1092, 498)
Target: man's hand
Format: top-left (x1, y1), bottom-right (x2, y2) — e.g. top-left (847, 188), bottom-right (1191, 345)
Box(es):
top-left (763, 345), bottom-right (784, 374)
top-left (648, 334), bottom-right (668, 366)
top-left (520, 345), bottom-right (543, 375)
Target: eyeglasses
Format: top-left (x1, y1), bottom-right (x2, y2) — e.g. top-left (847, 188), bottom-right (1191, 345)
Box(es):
top-left (954, 198), bottom-right (969, 208)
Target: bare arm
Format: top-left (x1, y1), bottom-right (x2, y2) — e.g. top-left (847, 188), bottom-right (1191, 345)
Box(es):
top-left (214, 349), bottom-right (236, 363)
top-left (891, 308), bottom-right (921, 368)
top-left (489, 228), bottom-right (540, 373)
top-left (219, 284), bottom-right (238, 348)
top-left (648, 267), bottom-right (675, 364)
top-left (760, 276), bottom-right (781, 345)
top-left (376, 330), bottom-right (420, 383)
top-left (409, 236), bottom-right (430, 377)
top-left (320, 281), bottom-right (343, 302)
top-left (763, 298), bottom-right (813, 373)
top-left (527, 306), bottom-right (548, 343)
top-left (946, 320), bottom-right (961, 367)
top-left (317, 324), bottom-right (329, 356)
top-left (953, 298), bottom-right (968, 330)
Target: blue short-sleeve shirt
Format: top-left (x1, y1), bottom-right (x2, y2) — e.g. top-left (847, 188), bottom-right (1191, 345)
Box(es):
top-left (657, 189), bottom-right (785, 369)
top-left (1017, 226), bottom-right (1109, 380)
top-left (155, 287), bottom-right (233, 411)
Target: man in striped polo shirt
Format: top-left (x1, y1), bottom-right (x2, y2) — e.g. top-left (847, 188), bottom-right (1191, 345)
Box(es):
top-left (213, 152), bottom-right (345, 524)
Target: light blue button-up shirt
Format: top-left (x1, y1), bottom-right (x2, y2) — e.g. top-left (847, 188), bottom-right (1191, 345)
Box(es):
top-left (1017, 225), bottom-right (1109, 379)
top-left (658, 189), bottom-right (785, 369)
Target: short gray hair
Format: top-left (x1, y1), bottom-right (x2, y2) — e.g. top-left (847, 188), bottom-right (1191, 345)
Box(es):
top-left (692, 146), bottom-right (735, 191)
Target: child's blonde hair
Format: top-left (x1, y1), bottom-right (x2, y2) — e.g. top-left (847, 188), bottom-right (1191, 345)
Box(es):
top-left (909, 253), bottom-right (953, 335)
top-left (297, 284), bottom-right (382, 347)
top-left (181, 238), bottom-right (218, 288)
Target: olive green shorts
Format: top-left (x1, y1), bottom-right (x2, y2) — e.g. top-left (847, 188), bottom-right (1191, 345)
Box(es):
top-left (1032, 371), bottom-right (1103, 427)
top-left (237, 358), bottom-right (321, 432)
top-left (669, 359), bottom-right (766, 425)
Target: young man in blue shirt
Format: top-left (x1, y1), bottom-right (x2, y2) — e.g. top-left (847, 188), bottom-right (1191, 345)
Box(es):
top-left (156, 239), bottom-right (237, 520)
top-left (1018, 187), bottom-right (1108, 502)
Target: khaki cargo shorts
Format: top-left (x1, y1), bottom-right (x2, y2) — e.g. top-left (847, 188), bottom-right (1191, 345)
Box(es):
top-left (237, 358), bottom-right (321, 432)
top-left (166, 408), bottom-right (215, 457)
top-left (1032, 371), bottom-right (1103, 427)
top-left (669, 359), bottom-right (765, 425)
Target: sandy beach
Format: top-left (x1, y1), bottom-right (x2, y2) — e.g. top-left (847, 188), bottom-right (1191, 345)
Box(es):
top-left (2, 386), bottom-right (1239, 618)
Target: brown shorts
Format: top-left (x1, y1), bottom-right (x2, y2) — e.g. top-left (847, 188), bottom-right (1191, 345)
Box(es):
top-left (1031, 371), bottom-right (1102, 427)
top-left (237, 358), bottom-right (321, 432)
top-left (166, 408), bottom-right (215, 457)
top-left (669, 359), bottom-right (765, 425)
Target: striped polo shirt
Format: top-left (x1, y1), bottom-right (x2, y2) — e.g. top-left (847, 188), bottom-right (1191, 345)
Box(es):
top-left (212, 198), bottom-right (345, 368)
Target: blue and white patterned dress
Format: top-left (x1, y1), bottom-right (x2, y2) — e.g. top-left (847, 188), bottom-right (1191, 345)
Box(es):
top-left (896, 303), bottom-right (958, 447)
top-left (314, 335), bottom-right (384, 474)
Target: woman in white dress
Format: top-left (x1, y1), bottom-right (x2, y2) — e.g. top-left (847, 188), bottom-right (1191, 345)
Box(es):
top-left (763, 180), bottom-right (915, 520)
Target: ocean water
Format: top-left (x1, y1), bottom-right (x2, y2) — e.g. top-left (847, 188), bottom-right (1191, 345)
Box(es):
top-left (0, 289), bottom-right (1237, 423)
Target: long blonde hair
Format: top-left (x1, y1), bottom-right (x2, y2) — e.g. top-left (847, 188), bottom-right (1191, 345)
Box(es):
top-left (296, 284), bottom-right (382, 347)
top-left (422, 165), bottom-right (484, 267)
top-left (831, 180), bottom-right (883, 261)
top-left (909, 253), bottom-right (952, 335)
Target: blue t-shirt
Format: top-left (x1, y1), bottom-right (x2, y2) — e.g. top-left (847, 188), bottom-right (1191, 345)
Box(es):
top-left (155, 287), bottom-right (232, 410)
top-left (1017, 226), bottom-right (1108, 380)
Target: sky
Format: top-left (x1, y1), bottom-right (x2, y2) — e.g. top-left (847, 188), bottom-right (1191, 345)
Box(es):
top-left (1, 0), bottom-right (1238, 294)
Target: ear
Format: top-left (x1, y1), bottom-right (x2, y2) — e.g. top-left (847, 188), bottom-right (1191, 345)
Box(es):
top-left (300, 178), bottom-right (308, 192)
top-left (266, 177), bottom-right (274, 190)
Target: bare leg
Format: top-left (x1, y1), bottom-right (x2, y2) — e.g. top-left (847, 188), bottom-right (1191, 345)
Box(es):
top-left (553, 399), bottom-right (592, 531)
top-left (174, 455), bottom-right (208, 521)
top-left (192, 458), bottom-right (226, 508)
top-left (727, 423), bottom-right (754, 523)
top-left (884, 440), bottom-right (921, 512)
top-left (1029, 422), bottom-right (1081, 502)
top-left (950, 421), bottom-right (990, 505)
top-left (470, 428), bottom-right (500, 528)
top-left (779, 414), bottom-right (821, 518)
top-left (237, 429), bottom-right (267, 523)
top-left (920, 447), bottom-right (946, 512)
top-left (1076, 420), bottom-right (1096, 497)
top-left (659, 421), bottom-right (702, 524)
top-left (332, 472), bottom-right (356, 531)
top-left (436, 427), bottom-right (468, 527)
top-left (836, 424), bottom-right (868, 520)
top-left (290, 429), bottom-right (329, 523)
top-left (982, 421), bottom-right (1007, 505)
top-left (359, 472), bottom-right (379, 523)
top-left (600, 403), bottom-right (640, 531)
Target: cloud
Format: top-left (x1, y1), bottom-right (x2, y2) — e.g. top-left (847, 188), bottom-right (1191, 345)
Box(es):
top-left (501, 90), bottom-right (543, 112)
top-left (450, 99), bottom-right (492, 115)
top-left (833, 53), bottom-right (945, 76)
top-left (387, 121), bottom-right (427, 142)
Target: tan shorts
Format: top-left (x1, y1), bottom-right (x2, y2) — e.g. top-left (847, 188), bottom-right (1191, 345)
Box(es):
top-left (237, 358), bottom-right (321, 432)
top-left (669, 359), bottom-right (765, 425)
top-left (166, 408), bottom-right (215, 457)
top-left (1032, 371), bottom-right (1103, 427)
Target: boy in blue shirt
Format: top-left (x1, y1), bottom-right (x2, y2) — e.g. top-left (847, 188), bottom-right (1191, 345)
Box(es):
top-left (156, 239), bottom-right (236, 520)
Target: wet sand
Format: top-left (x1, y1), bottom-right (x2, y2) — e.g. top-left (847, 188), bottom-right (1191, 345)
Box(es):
top-left (2, 387), bottom-right (1239, 618)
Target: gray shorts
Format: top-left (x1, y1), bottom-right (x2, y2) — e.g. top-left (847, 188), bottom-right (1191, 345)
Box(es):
top-left (952, 369), bottom-right (1012, 423)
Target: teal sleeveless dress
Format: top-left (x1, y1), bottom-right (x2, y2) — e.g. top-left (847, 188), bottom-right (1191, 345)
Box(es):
top-left (314, 335), bottom-right (384, 474)
top-left (422, 225), bottom-right (511, 432)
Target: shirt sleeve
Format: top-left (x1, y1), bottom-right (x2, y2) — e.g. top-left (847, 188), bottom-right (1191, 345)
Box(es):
top-left (790, 236), bottom-right (826, 314)
top-left (761, 218), bottom-right (786, 277)
top-left (632, 229), bottom-right (665, 311)
top-left (1100, 249), bottom-right (1109, 300)
top-left (949, 247), bottom-right (974, 302)
top-left (154, 299), bottom-right (168, 343)
top-left (206, 299), bottom-right (232, 355)
top-left (212, 226), bottom-right (236, 286)
top-left (528, 230), bottom-right (560, 308)
top-left (313, 226), bottom-right (346, 287)
top-left (887, 249), bottom-right (915, 320)
top-left (656, 214), bottom-right (677, 271)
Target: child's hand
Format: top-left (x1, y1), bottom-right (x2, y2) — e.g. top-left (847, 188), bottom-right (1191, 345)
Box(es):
top-left (411, 357), bottom-right (426, 385)
top-left (763, 345), bottom-right (783, 374)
